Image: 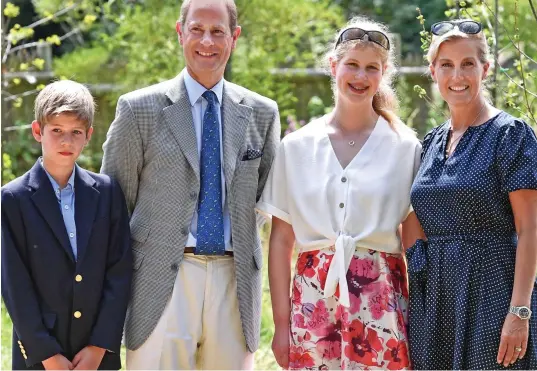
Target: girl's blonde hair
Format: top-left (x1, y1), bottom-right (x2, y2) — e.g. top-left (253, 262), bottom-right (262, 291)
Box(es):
top-left (323, 16), bottom-right (401, 131)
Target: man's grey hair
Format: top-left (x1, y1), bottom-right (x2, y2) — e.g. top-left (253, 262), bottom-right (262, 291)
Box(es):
top-left (179, 0), bottom-right (238, 32)
top-left (34, 80), bottom-right (95, 129)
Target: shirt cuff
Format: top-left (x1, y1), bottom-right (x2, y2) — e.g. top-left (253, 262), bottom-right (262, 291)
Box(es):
top-left (255, 202), bottom-right (291, 224)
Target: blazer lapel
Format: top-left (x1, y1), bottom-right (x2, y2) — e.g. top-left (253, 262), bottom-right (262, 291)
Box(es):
top-left (29, 161), bottom-right (75, 263)
top-left (74, 166), bottom-right (99, 265)
top-left (163, 72), bottom-right (200, 181)
top-left (221, 83), bottom-right (253, 190)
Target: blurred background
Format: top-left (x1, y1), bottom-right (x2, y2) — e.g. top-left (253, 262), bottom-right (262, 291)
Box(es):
top-left (1, 0), bottom-right (536, 369)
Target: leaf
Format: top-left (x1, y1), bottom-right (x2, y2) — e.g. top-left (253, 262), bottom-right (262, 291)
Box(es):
top-left (32, 58), bottom-right (46, 70)
top-left (13, 97), bottom-right (23, 108)
top-left (46, 34), bottom-right (61, 46)
top-left (3, 2), bottom-right (20, 18)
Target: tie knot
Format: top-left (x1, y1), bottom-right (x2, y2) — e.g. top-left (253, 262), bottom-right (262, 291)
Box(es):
top-left (202, 90), bottom-right (217, 105)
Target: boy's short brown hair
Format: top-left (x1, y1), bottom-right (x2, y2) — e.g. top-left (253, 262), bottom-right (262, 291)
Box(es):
top-left (34, 80), bottom-right (95, 130)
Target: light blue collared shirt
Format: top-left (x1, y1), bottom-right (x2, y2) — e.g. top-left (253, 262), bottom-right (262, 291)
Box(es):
top-left (40, 160), bottom-right (78, 260)
top-left (183, 69), bottom-right (232, 251)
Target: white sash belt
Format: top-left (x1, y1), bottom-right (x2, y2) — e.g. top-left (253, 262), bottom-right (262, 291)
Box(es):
top-left (321, 234), bottom-right (357, 308)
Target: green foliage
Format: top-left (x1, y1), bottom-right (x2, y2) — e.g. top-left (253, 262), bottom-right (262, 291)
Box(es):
top-left (3, 2), bottom-right (20, 18)
top-left (307, 96), bottom-right (329, 118)
top-left (52, 0), bottom-right (344, 127)
top-left (2, 153), bottom-right (17, 184)
top-left (1, 123), bottom-right (41, 185)
top-left (413, 0), bottom-right (537, 131)
top-left (1, 301), bottom-right (12, 371)
top-left (481, 0), bottom-right (537, 127)
top-left (332, 0), bottom-right (448, 57)
top-left (54, 45), bottom-right (112, 83)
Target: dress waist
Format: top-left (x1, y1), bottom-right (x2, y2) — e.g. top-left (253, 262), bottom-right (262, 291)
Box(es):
top-left (426, 231), bottom-right (517, 245)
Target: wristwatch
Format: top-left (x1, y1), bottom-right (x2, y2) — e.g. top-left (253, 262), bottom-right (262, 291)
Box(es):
top-left (509, 305), bottom-right (532, 320)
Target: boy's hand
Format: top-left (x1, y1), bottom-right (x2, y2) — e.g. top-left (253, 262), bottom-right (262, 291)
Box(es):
top-left (42, 354), bottom-right (73, 370)
top-left (72, 345), bottom-right (106, 370)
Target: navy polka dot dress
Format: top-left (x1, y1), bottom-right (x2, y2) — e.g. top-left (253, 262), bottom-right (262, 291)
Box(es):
top-left (408, 111), bottom-right (537, 369)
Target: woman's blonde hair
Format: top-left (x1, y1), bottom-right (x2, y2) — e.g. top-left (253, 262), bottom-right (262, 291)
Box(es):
top-left (323, 16), bottom-right (401, 130)
top-left (427, 20), bottom-right (490, 65)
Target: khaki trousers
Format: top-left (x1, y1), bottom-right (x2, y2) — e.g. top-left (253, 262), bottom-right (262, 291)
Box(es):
top-left (126, 254), bottom-right (254, 370)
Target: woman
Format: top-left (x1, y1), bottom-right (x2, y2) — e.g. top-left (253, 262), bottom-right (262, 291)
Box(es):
top-left (257, 16), bottom-right (423, 370)
top-left (408, 19), bottom-right (537, 369)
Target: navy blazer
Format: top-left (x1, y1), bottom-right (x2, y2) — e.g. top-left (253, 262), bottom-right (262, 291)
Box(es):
top-left (1, 160), bottom-right (132, 370)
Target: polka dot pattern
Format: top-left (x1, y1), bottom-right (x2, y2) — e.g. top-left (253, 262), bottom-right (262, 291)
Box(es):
top-left (195, 90), bottom-right (225, 255)
top-left (407, 111), bottom-right (537, 369)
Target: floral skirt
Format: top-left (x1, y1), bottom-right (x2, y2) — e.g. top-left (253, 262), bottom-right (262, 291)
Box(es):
top-left (289, 247), bottom-right (410, 370)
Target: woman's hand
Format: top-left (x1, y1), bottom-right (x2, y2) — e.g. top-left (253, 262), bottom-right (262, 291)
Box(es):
top-left (272, 326), bottom-right (290, 369)
top-left (497, 313), bottom-right (529, 367)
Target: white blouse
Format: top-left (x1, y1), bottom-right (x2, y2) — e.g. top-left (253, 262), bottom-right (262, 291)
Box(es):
top-left (256, 115), bottom-right (421, 307)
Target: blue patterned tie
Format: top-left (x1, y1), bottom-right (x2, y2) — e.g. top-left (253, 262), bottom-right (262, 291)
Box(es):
top-left (195, 90), bottom-right (225, 255)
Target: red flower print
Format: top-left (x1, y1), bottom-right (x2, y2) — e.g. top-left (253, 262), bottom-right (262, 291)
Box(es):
top-left (296, 252), bottom-right (320, 278)
top-left (316, 331), bottom-right (342, 360)
top-left (292, 279), bottom-right (302, 307)
top-left (383, 338), bottom-right (410, 370)
top-left (386, 256), bottom-right (408, 298)
top-left (350, 258), bottom-right (381, 281)
top-left (335, 304), bottom-right (350, 326)
top-left (343, 319), bottom-right (383, 367)
top-left (293, 313), bottom-right (306, 329)
top-left (367, 282), bottom-right (395, 320)
top-left (318, 257), bottom-right (332, 289)
top-left (289, 345), bottom-right (316, 369)
top-left (397, 310), bottom-right (407, 336)
top-left (306, 300), bottom-right (331, 336)
top-left (346, 258), bottom-right (381, 314)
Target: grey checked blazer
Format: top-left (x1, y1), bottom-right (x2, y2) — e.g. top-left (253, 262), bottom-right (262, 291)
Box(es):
top-left (100, 71), bottom-right (280, 352)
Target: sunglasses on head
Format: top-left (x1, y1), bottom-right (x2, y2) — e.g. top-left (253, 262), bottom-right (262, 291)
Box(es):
top-left (431, 20), bottom-right (482, 36)
top-left (335, 28), bottom-right (390, 50)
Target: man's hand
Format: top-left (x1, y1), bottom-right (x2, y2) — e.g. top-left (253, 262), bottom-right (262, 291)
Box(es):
top-left (72, 345), bottom-right (106, 370)
top-left (42, 354), bottom-right (73, 370)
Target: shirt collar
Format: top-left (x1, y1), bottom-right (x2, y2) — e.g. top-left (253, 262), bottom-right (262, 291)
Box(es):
top-left (40, 158), bottom-right (76, 190)
top-left (183, 69), bottom-right (224, 107)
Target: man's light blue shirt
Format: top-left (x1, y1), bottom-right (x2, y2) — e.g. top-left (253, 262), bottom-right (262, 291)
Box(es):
top-left (183, 69), bottom-right (232, 251)
top-left (40, 160), bottom-right (78, 260)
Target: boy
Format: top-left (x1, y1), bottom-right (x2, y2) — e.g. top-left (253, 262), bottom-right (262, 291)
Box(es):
top-left (1, 80), bottom-right (132, 370)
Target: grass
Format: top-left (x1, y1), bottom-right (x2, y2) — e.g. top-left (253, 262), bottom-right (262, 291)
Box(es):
top-left (0, 224), bottom-right (278, 370)
top-left (1, 302), bottom-right (11, 370)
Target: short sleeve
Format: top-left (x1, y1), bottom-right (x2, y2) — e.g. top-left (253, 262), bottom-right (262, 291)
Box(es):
top-left (496, 120), bottom-right (537, 193)
top-left (255, 142), bottom-right (291, 224)
top-left (420, 125), bottom-right (441, 161)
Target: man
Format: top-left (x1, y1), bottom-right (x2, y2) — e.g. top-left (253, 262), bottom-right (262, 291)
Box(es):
top-left (100, 0), bottom-right (280, 369)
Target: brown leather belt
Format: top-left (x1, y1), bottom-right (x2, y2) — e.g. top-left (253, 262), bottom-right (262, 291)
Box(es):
top-left (184, 247), bottom-right (234, 256)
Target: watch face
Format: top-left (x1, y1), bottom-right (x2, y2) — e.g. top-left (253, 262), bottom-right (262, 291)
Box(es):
top-left (519, 307), bottom-right (530, 319)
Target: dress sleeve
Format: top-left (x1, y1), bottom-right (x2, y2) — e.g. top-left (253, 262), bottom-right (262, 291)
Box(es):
top-left (255, 141), bottom-right (291, 224)
top-left (420, 125), bottom-right (441, 161)
top-left (407, 139), bottom-right (423, 217)
top-left (496, 119), bottom-right (537, 193)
